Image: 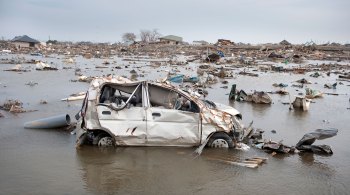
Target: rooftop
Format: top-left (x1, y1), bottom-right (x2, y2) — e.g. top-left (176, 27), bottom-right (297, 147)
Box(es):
top-left (159, 35), bottom-right (183, 42)
top-left (12, 35), bottom-right (40, 43)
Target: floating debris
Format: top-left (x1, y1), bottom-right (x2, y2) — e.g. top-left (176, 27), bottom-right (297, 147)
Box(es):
top-left (293, 96), bottom-right (311, 111)
top-left (207, 156), bottom-right (268, 169)
top-left (61, 92), bottom-right (86, 101)
top-left (40, 100), bottom-right (48, 104)
top-left (4, 64), bottom-right (29, 72)
top-left (36, 61), bottom-right (58, 71)
top-left (296, 128), bottom-right (338, 154)
top-left (324, 83), bottom-right (337, 89)
top-left (305, 88), bottom-right (323, 99)
top-left (245, 91), bottom-right (272, 104)
top-left (295, 78), bottom-right (312, 84)
top-left (25, 81), bottom-right (38, 87)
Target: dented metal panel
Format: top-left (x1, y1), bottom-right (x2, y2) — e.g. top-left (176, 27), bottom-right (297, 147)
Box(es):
top-left (146, 108), bottom-right (200, 146)
top-left (98, 106), bottom-right (147, 145)
top-left (84, 101), bottom-right (102, 130)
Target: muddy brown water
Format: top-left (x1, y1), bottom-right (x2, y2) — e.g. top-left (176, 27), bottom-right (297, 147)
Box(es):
top-left (0, 54), bottom-right (349, 194)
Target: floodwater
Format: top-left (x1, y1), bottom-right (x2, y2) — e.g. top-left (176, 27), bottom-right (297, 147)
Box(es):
top-left (0, 54), bottom-right (349, 194)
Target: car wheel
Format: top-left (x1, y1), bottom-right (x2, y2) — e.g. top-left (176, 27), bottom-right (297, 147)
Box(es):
top-left (208, 133), bottom-right (234, 148)
top-left (97, 134), bottom-right (114, 147)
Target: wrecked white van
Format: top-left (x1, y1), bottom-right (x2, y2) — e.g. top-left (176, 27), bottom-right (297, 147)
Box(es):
top-left (76, 76), bottom-right (244, 148)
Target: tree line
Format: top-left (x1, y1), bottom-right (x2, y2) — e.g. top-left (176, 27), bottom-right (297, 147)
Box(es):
top-left (122, 29), bottom-right (161, 43)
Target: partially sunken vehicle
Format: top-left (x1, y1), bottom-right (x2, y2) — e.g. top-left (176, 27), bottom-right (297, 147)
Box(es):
top-left (76, 76), bottom-right (244, 148)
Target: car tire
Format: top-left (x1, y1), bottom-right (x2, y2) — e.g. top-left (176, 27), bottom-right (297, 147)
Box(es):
top-left (96, 133), bottom-right (114, 147)
top-left (207, 133), bottom-right (234, 148)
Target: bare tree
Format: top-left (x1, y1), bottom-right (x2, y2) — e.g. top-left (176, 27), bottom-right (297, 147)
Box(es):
top-left (122, 32), bottom-right (136, 42)
top-left (140, 30), bottom-right (151, 42)
top-left (140, 29), bottom-right (161, 43)
top-left (149, 29), bottom-right (161, 42)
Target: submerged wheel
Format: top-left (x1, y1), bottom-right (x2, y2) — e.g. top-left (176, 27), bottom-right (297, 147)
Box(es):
top-left (207, 133), bottom-right (234, 148)
top-left (96, 134), bottom-right (114, 147)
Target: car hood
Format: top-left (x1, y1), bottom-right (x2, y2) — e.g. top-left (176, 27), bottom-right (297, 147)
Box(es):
top-left (214, 102), bottom-right (242, 119)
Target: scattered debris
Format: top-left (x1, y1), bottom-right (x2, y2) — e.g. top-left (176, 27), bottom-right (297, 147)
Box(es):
top-left (169, 74), bottom-right (184, 83)
top-left (293, 96), bottom-right (311, 111)
top-left (338, 73), bottom-right (350, 79)
top-left (77, 75), bottom-right (94, 83)
top-left (206, 53), bottom-right (220, 62)
top-left (296, 128), bottom-right (338, 154)
top-left (24, 114), bottom-right (71, 129)
top-left (207, 156), bottom-right (267, 169)
top-left (4, 64), bottom-right (29, 72)
top-left (245, 91), bottom-right (272, 104)
top-left (25, 81), bottom-right (38, 87)
top-left (63, 58), bottom-right (75, 64)
top-left (239, 71), bottom-right (259, 77)
top-left (295, 78), bottom-right (312, 84)
top-left (273, 83), bottom-right (288, 88)
top-left (1, 99), bottom-right (23, 111)
top-left (0, 99), bottom-right (37, 113)
top-left (95, 65), bottom-right (109, 69)
top-left (310, 72), bottom-right (321, 78)
top-left (36, 61), bottom-right (58, 71)
top-left (260, 140), bottom-right (295, 154)
top-left (229, 84), bottom-right (237, 100)
top-left (324, 83), bottom-right (337, 89)
top-left (40, 100), bottom-right (48, 104)
top-left (61, 92), bottom-right (86, 101)
top-left (305, 88), bottom-right (323, 99)
top-left (236, 90), bottom-right (248, 102)
top-left (268, 52), bottom-right (284, 58)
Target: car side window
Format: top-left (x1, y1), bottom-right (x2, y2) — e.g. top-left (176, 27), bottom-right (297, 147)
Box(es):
top-left (148, 84), bottom-right (199, 113)
top-left (99, 84), bottom-right (143, 108)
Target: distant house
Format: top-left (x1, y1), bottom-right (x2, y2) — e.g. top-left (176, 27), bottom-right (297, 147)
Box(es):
top-left (12, 35), bottom-right (40, 49)
top-left (159, 35), bottom-right (183, 45)
top-left (193, 40), bottom-right (208, 45)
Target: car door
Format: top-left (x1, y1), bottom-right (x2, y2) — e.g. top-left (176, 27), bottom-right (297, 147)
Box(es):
top-left (97, 83), bottom-right (147, 145)
top-left (145, 84), bottom-right (200, 146)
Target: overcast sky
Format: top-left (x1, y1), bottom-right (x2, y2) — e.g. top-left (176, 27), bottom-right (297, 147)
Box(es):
top-left (0, 0), bottom-right (349, 44)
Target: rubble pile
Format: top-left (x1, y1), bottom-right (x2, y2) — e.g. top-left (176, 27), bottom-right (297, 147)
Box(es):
top-left (242, 127), bottom-right (338, 155)
top-left (0, 99), bottom-right (36, 113)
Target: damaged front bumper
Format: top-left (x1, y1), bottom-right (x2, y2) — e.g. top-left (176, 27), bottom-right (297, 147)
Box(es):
top-left (75, 120), bottom-right (87, 147)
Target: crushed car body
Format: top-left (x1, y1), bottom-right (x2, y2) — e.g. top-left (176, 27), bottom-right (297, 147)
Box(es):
top-left (76, 76), bottom-right (244, 148)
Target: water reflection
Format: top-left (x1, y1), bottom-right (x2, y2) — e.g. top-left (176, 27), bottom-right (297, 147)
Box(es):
top-left (228, 101), bottom-right (272, 118)
top-left (250, 103), bottom-right (272, 115)
top-left (291, 108), bottom-right (310, 120)
top-left (76, 147), bottom-right (205, 194)
top-left (298, 152), bottom-right (335, 178)
top-left (76, 147), bottom-right (128, 193)
top-left (75, 146), bottom-right (248, 194)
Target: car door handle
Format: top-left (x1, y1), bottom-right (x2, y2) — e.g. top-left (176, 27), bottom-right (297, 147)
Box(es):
top-left (102, 111), bottom-right (111, 115)
top-left (152, 112), bottom-right (161, 117)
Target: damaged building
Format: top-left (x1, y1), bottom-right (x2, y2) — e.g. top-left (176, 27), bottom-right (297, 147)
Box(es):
top-left (159, 35), bottom-right (183, 45)
top-left (12, 35), bottom-right (41, 49)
